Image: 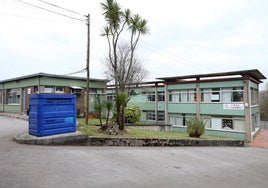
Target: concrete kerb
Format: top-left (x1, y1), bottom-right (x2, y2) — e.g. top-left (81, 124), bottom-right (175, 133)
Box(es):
top-left (13, 133), bottom-right (245, 146)
top-left (14, 131), bottom-right (89, 146)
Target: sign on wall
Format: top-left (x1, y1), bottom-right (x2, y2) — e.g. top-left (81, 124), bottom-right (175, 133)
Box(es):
top-left (223, 103), bottom-right (244, 110)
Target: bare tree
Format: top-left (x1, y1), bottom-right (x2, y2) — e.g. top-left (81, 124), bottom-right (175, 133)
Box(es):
top-left (104, 43), bottom-right (148, 93)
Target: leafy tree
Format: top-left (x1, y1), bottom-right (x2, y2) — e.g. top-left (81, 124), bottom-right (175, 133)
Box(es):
top-left (260, 83), bottom-right (268, 121)
top-left (101, 0), bottom-right (149, 130)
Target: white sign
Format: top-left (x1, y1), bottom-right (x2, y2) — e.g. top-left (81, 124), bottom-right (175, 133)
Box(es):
top-left (211, 94), bottom-right (220, 101)
top-left (223, 104), bottom-right (244, 110)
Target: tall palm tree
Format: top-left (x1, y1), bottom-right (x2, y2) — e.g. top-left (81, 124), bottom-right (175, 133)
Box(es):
top-left (125, 14), bottom-right (149, 88)
top-left (101, 0), bottom-right (149, 130)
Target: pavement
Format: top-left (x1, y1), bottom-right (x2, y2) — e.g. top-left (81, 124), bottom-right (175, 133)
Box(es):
top-left (249, 129), bottom-right (268, 148)
top-left (0, 113), bottom-right (88, 145)
top-left (1, 115), bottom-right (268, 188)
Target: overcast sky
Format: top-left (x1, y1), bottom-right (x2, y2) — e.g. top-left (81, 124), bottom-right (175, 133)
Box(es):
top-left (1, 0), bottom-right (268, 89)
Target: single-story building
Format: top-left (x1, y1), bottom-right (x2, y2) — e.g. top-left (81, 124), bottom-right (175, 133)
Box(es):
top-left (0, 73), bottom-right (107, 116)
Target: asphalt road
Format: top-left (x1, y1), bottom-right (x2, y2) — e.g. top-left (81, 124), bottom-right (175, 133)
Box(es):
top-left (1, 116), bottom-right (268, 188)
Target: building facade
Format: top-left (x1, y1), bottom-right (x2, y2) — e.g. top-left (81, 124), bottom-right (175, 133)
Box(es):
top-left (107, 69), bottom-right (266, 142)
top-left (0, 73), bottom-right (107, 116)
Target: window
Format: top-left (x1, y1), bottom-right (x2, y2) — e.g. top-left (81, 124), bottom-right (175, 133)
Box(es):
top-left (44, 86), bottom-right (65, 93)
top-left (146, 91), bottom-right (165, 102)
top-left (7, 89), bottom-right (21, 104)
top-left (90, 88), bottom-right (97, 94)
top-left (232, 88), bottom-right (243, 102)
top-left (211, 117), bottom-right (233, 130)
top-left (33, 86), bottom-right (39, 93)
top-left (147, 111), bottom-right (155, 121)
top-left (158, 92), bottom-right (165, 101)
top-left (147, 92), bottom-right (155, 101)
top-left (44, 86), bottom-right (54, 93)
top-left (55, 86), bottom-right (64, 93)
top-left (107, 93), bottom-right (116, 101)
top-left (146, 111), bottom-right (165, 121)
top-left (222, 119), bottom-right (233, 129)
top-left (169, 90), bottom-right (196, 103)
top-left (169, 114), bottom-right (194, 126)
top-left (201, 87), bottom-right (244, 103)
top-left (211, 88), bottom-right (220, 102)
top-left (251, 88), bottom-right (258, 106)
top-left (158, 111), bottom-right (165, 121)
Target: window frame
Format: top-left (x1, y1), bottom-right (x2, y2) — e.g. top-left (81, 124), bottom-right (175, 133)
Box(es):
top-left (7, 88), bottom-right (21, 105)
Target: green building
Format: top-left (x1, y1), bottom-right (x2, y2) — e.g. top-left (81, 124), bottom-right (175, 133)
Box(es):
top-left (0, 73), bottom-right (107, 116)
top-left (107, 69), bottom-right (266, 142)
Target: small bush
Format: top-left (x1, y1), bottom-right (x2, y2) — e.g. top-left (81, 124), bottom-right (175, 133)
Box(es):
top-left (186, 117), bottom-right (205, 138)
top-left (125, 106), bottom-right (141, 123)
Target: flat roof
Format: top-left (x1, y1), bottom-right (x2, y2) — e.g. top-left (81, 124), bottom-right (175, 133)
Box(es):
top-left (157, 69), bottom-right (266, 81)
top-left (0, 72), bottom-right (108, 83)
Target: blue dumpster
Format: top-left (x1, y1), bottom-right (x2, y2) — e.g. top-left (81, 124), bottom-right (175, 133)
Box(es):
top-left (29, 94), bottom-right (76, 137)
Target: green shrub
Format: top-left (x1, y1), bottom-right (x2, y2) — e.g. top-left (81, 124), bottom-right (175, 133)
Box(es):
top-left (186, 117), bottom-right (205, 138)
top-left (125, 106), bottom-right (141, 123)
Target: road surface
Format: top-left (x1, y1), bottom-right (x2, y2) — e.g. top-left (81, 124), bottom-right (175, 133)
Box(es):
top-left (1, 116), bottom-right (268, 188)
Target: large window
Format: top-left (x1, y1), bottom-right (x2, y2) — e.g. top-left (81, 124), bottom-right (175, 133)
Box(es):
top-left (146, 111), bottom-right (165, 121)
top-left (169, 114), bottom-right (195, 126)
top-left (169, 89), bottom-right (196, 103)
top-left (7, 89), bottom-right (21, 104)
top-left (146, 92), bottom-right (165, 102)
top-left (211, 117), bottom-right (233, 130)
top-left (201, 87), bottom-right (243, 103)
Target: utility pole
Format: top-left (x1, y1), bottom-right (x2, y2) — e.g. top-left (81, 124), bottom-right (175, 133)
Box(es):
top-left (85, 14), bottom-right (90, 126)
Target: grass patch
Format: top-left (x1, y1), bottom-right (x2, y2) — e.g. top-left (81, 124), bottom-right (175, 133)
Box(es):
top-left (77, 118), bottom-right (232, 140)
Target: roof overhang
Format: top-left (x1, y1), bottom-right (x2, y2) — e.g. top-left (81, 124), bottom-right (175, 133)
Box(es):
top-left (157, 69), bottom-right (266, 82)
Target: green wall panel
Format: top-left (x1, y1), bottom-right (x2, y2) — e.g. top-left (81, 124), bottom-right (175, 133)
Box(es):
top-left (200, 103), bottom-right (244, 116)
top-left (168, 103), bottom-right (197, 113)
top-left (3, 105), bottom-right (21, 113)
top-left (200, 80), bottom-right (244, 88)
top-left (168, 83), bottom-right (196, 90)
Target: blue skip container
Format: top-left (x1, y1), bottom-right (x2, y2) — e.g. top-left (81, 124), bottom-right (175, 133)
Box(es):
top-left (29, 94), bottom-right (76, 137)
